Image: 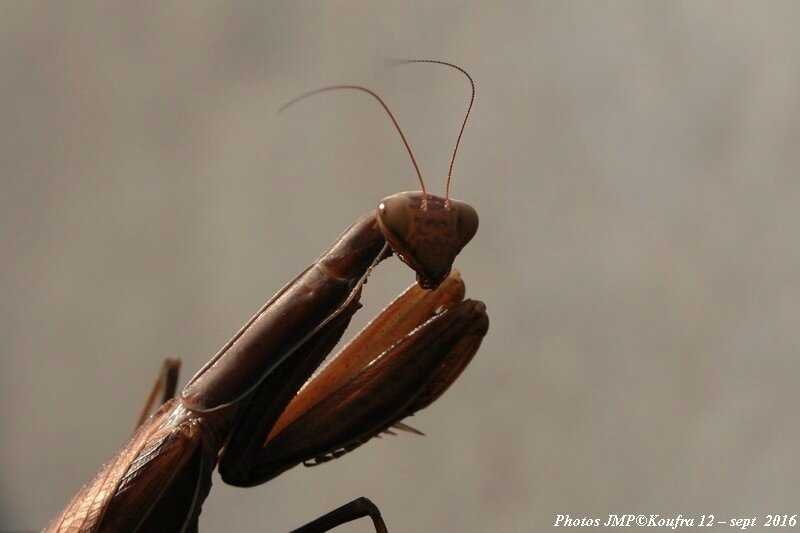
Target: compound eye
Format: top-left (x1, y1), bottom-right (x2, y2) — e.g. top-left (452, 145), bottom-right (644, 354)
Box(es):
top-left (377, 195), bottom-right (411, 241)
top-left (455, 202), bottom-right (479, 248)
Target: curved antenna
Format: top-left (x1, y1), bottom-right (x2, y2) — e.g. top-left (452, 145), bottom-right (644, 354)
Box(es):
top-left (280, 85), bottom-right (427, 199)
top-left (386, 59), bottom-right (475, 201)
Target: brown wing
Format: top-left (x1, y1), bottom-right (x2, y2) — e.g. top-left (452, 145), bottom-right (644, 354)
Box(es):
top-left (45, 399), bottom-right (213, 533)
top-left (45, 402), bottom-right (173, 532)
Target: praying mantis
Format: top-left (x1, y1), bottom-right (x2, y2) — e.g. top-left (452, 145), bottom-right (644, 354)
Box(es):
top-left (46, 60), bottom-right (488, 532)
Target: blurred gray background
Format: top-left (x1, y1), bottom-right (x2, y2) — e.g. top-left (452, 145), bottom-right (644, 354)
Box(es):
top-left (3, 2), bottom-right (800, 532)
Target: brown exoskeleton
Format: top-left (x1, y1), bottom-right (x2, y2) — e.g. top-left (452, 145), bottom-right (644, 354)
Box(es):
top-left (47, 60), bottom-right (488, 532)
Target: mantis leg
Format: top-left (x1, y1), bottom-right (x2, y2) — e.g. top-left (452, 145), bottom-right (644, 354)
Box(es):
top-left (291, 497), bottom-right (388, 533)
top-left (220, 270), bottom-right (488, 485)
top-left (134, 358), bottom-right (181, 429)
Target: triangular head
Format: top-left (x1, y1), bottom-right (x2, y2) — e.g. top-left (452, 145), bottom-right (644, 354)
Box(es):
top-left (377, 191), bottom-right (478, 289)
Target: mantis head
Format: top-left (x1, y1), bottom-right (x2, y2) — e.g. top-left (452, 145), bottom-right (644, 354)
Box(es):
top-left (377, 192), bottom-right (478, 289)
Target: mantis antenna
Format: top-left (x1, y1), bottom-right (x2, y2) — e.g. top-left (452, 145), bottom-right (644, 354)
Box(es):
top-left (279, 85), bottom-right (427, 201)
top-left (386, 60), bottom-right (475, 202)
top-left (280, 61), bottom-right (475, 204)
